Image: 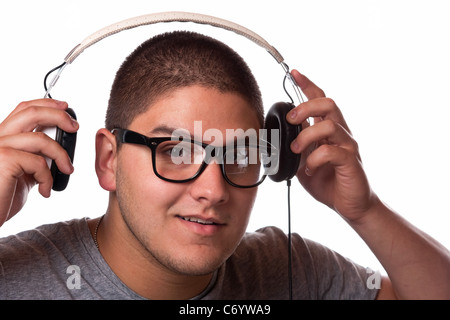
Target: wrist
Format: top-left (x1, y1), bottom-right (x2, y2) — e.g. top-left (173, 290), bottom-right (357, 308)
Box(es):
top-left (342, 194), bottom-right (387, 228)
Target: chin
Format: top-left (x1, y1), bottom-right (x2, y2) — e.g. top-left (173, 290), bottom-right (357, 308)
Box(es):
top-left (160, 244), bottom-right (234, 276)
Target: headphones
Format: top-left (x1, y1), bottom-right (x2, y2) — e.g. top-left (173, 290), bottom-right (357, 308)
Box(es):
top-left (44, 11), bottom-right (304, 191)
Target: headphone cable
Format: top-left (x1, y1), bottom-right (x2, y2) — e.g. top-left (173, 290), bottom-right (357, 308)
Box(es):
top-left (43, 62), bottom-right (67, 99)
top-left (287, 179), bottom-right (293, 300)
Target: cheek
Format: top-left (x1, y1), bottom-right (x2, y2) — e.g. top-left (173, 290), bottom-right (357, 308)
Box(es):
top-left (115, 148), bottom-right (181, 220)
top-left (226, 188), bottom-right (258, 230)
top-left (115, 153), bottom-right (189, 259)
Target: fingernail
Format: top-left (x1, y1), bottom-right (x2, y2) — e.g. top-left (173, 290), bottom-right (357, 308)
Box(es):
top-left (68, 161), bottom-right (75, 173)
top-left (291, 140), bottom-right (299, 152)
top-left (289, 110), bottom-right (297, 120)
top-left (43, 187), bottom-right (51, 198)
top-left (71, 117), bottom-right (79, 128)
top-left (54, 100), bottom-right (67, 107)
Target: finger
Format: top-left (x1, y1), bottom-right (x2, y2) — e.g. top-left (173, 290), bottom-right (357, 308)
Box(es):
top-left (291, 70), bottom-right (326, 100)
top-left (288, 70), bottom-right (350, 133)
top-left (1, 105), bottom-right (78, 135)
top-left (5, 99), bottom-right (68, 120)
top-left (287, 97), bottom-right (350, 130)
top-left (0, 148), bottom-right (53, 198)
top-left (304, 144), bottom-right (356, 177)
top-left (290, 119), bottom-right (357, 155)
top-left (0, 132), bottom-right (75, 174)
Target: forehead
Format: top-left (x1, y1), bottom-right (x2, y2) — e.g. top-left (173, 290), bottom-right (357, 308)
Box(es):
top-left (129, 86), bottom-right (262, 139)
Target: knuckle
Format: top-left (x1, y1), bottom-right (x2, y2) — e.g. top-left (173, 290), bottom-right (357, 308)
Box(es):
top-left (322, 119), bottom-right (338, 134)
top-left (0, 147), bottom-right (14, 162)
top-left (317, 143), bottom-right (334, 159)
top-left (36, 155), bottom-right (49, 169)
top-left (26, 106), bottom-right (41, 118)
top-left (15, 105), bottom-right (42, 126)
top-left (351, 137), bottom-right (359, 151)
top-left (33, 131), bottom-right (58, 154)
top-left (34, 131), bottom-right (54, 144)
top-left (355, 140), bottom-right (360, 151)
top-left (312, 87), bottom-right (326, 98)
top-left (15, 100), bottom-right (32, 112)
top-left (348, 139), bottom-right (361, 158)
top-left (323, 97), bottom-right (336, 110)
top-left (34, 131), bottom-right (48, 140)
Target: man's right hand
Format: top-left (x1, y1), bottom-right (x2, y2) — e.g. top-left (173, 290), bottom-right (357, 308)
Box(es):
top-left (0, 99), bottom-right (79, 227)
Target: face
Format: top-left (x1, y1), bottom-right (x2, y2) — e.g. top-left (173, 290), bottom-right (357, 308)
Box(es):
top-left (114, 86), bottom-right (261, 276)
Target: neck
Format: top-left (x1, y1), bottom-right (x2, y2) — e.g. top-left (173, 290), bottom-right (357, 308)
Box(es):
top-left (89, 208), bottom-right (214, 299)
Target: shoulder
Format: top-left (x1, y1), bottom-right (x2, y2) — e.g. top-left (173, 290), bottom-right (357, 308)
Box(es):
top-left (234, 226), bottom-right (288, 259)
top-left (239, 225), bottom-right (293, 246)
top-left (0, 218), bottom-right (91, 269)
top-left (0, 218), bottom-right (97, 299)
top-left (0, 218), bottom-right (89, 255)
top-left (235, 226), bottom-right (317, 260)
top-left (209, 226), bottom-right (312, 299)
top-left (212, 226), bottom-right (379, 299)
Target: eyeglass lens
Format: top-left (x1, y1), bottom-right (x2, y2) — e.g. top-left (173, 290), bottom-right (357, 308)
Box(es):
top-left (154, 140), bottom-right (266, 187)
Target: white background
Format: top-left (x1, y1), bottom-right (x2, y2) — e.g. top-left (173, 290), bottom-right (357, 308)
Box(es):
top-left (0, 0), bottom-right (449, 275)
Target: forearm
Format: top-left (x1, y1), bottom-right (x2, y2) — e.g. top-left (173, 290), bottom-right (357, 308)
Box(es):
top-left (286, 71), bottom-right (450, 298)
top-left (348, 198), bottom-right (450, 299)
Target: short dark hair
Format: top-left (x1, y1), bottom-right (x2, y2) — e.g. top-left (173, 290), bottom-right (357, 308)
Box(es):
top-left (106, 31), bottom-right (264, 130)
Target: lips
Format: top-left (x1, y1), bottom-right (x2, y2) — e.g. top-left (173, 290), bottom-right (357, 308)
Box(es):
top-left (176, 215), bottom-right (224, 236)
top-left (179, 216), bottom-right (218, 225)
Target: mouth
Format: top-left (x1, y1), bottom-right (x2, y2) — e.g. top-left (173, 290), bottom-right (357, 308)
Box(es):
top-left (178, 216), bottom-right (218, 225)
top-left (176, 215), bottom-right (224, 236)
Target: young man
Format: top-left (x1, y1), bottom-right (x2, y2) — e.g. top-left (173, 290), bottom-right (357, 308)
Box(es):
top-left (0, 31), bottom-right (449, 299)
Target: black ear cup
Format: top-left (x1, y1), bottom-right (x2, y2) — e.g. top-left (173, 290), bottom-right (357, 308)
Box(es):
top-left (51, 108), bottom-right (77, 191)
top-left (263, 102), bottom-right (301, 182)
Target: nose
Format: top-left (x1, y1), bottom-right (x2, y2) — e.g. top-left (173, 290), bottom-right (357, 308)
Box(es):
top-left (188, 161), bottom-right (230, 206)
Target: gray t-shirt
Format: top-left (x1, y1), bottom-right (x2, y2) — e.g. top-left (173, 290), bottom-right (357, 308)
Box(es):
top-left (0, 218), bottom-right (378, 299)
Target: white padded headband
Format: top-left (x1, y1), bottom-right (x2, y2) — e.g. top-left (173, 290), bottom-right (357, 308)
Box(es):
top-left (45, 11), bottom-right (304, 102)
top-left (64, 11), bottom-right (285, 64)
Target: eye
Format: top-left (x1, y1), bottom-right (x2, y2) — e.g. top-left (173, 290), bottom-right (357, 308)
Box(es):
top-left (170, 144), bottom-right (188, 158)
top-left (157, 140), bottom-right (205, 165)
top-left (158, 142), bottom-right (185, 157)
top-left (225, 146), bottom-right (254, 168)
top-left (235, 148), bottom-right (249, 166)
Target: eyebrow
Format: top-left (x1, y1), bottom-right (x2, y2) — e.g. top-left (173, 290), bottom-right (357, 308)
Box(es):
top-left (148, 125), bottom-right (265, 148)
top-left (148, 125), bottom-right (187, 137)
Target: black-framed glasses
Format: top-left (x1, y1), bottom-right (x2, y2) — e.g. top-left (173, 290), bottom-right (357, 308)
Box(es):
top-left (112, 128), bottom-right (271, 188)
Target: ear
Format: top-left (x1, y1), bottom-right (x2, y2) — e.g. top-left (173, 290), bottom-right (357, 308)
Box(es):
top-left (95, 128), bottom-right (117, 191)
